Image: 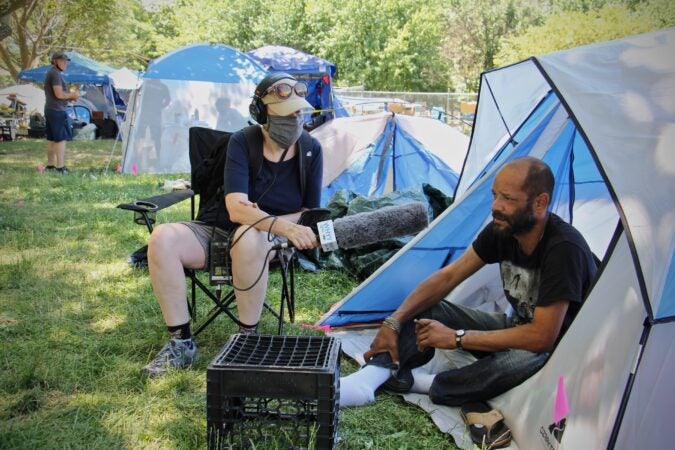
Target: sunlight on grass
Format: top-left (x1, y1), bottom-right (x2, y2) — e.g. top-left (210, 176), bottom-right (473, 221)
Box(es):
top-left (0, 139), bottom-right (458, 449)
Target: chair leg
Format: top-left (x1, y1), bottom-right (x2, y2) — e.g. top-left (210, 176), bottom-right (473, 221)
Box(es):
top-left (190, 276), bottom-right (239, 337)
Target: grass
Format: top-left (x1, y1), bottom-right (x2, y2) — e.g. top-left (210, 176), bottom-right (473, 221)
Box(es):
top-left (0, 138), bottom-right (458, 449)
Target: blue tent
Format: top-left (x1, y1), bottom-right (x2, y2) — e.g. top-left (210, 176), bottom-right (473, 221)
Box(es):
top-left (144, 44), bottom-right (265, 83)
top-left (320, 29), bottom-right (675, 449)
top-left (247, 45), bottom-right (337, 128)
top-left (311, 113), bottom-right (468, 205)
top-left (18, 51), bottom-right (125, 126)
top-left (121, 43), bottom-right (266, 174)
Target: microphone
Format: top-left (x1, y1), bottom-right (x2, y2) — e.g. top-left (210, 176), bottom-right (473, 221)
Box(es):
top-left (274, 202), bottom-right (429, 251)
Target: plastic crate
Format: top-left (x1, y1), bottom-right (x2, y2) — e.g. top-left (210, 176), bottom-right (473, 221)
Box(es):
top-left (207, 334), bottom-right (340, 449)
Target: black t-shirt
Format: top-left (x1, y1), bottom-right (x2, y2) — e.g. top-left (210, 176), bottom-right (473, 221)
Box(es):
top-left (197, 129), bottom-right (323, 230)
top-left (472, 213), bottom-right (597, 337)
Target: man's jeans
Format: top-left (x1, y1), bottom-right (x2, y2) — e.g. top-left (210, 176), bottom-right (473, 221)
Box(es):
top-left (368, 300), bottom-right (549, 406)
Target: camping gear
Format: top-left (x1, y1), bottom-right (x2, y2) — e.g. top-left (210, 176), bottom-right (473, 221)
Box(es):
top-left (321, 28), bottom-right (675, 449)
top-left (311, 112), bottom-right (469, 205)
top-left (120, 43), bottom-right (266, 174)
top-left (247, 45), bottom-right (337, 129)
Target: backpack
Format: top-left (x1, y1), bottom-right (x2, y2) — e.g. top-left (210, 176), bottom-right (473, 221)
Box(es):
top-left (192, 125), bottom-right (314, 219)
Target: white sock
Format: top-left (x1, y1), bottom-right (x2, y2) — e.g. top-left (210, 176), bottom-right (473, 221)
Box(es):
top-left (410, 367), bottom-right (435, 394)
top-left (339, 365), bottom-right (391, 407)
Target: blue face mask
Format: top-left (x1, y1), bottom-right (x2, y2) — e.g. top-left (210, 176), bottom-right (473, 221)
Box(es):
top-left (266, 114), bottom-right (303, 149)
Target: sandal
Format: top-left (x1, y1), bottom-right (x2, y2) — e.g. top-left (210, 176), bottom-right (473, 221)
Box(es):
top-left (460, 401), bottom-right (512, 449)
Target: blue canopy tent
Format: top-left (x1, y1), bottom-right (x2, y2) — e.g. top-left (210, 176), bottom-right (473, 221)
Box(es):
top-left (18, 51), bottom-right (126, 131)
top-left (247, 45), bottom-right (339, 128)
top-left (320, 29), bottom-right (675, 449)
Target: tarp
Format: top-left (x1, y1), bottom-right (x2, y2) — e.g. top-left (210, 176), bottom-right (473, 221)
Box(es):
top-left (321, 28), bottom-right (675, 449)
top-left (120, 43), bottom-right (266, 174)
top-left (311, 112), bottom-right (469, 204)
top-left (247, 45), bottom-right (336, 128)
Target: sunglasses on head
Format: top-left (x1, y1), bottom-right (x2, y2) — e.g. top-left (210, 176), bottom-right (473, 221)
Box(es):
top-left (265, 81), bottom-right (308, 100)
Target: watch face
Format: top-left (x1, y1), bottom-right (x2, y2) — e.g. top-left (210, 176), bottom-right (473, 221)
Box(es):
top-left (456, 329), bottom-right (465, 337)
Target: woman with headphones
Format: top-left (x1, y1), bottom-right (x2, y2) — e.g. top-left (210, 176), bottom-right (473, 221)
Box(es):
top-left (143, 73), bottom-right (323, 377)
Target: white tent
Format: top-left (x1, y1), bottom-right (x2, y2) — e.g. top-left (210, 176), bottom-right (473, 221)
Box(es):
top-left (120, 43), bottom-right (266, 174)
top-left (0, 84), bottom-right (45, 114)
top-left (322, 28), bottom-right (675, 449)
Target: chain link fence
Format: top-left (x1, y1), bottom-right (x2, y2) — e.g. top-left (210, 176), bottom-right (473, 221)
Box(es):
top-left (334, 88), bottom-right (477, 131)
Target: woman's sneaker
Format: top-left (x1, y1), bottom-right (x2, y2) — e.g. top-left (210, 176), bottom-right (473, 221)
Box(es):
top-left (142, 338), bottom-right (197, 377)
top-left (56, 166), bottom-right (70, 174)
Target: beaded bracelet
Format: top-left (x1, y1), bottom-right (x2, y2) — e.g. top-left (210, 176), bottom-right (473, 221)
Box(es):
top-left (382, 316), bottom-right (401, 334)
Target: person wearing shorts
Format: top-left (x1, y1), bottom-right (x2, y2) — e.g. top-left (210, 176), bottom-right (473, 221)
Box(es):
top-left (142, 73), bottom-right (323, 377)
top-left (43, 51), bottom-right (79, 174)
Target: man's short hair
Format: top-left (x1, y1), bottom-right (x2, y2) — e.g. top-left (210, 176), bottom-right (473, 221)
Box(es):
top-left (521, 157), bottom-right (554, 201)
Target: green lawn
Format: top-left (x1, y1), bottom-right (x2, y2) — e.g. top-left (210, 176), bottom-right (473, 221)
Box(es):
top-left (0, 138), bottom-right (458, 449)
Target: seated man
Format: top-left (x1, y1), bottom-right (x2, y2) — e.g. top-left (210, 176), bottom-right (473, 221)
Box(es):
top-left (340, 157), bottom-right (598, 407)
top-left (142, 73), bottom-right (323, 377)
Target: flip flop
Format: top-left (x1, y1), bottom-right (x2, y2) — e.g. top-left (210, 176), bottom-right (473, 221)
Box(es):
top-left (460, 401), bottom-right (512, 449)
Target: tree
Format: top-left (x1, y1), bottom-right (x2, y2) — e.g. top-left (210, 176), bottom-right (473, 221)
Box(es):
top-left (145, 0), bottom-right (450, 91)
top-left (0, 0), bottom-right (151, 82)
top-left (441, 0), bottom-right (547, 92)
top-left (304, 0), bottom-right (450, 91)
top-left (494, 1), bottom-right (675, 66)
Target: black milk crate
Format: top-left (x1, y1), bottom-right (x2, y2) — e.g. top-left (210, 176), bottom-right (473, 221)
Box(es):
top-left (207, 334), bottom-right (340, 449)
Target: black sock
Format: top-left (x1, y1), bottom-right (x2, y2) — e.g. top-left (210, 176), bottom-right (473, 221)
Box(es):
top-left (238, 322), bottom-right (258, 335)
top-left (168, 322), bottom-right (192, 340)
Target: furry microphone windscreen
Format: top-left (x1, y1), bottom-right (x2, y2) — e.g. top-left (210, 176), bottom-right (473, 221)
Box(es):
top-left (332, 202), bottom-right (429, 249)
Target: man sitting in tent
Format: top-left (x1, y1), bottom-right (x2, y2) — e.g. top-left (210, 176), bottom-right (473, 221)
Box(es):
top-left (340, 157), bottom-right (598, 408)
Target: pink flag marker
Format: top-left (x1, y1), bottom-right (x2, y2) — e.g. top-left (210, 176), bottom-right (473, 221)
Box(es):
top-left (131, 163), bottom-right (138, 176)
top-left (553, 375), bottom-right (570, 424)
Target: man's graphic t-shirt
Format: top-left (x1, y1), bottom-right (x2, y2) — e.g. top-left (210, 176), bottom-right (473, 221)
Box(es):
top-left (472, 213), bottom-right (597, 337)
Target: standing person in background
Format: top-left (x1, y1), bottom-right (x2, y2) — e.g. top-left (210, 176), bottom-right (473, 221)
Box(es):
top-left (43, 51), bottom-right (79, 174)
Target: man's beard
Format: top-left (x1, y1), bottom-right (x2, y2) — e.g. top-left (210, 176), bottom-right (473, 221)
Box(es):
top-left (492, 200), bottom-right (536, 237)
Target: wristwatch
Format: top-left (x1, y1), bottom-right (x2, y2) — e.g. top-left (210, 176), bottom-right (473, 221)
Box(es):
top-left (455, 329), bottom-right (465, 349)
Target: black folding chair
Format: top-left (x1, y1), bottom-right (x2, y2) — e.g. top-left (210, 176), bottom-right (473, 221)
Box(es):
top-left (117, 127), bottom-right (296, 335)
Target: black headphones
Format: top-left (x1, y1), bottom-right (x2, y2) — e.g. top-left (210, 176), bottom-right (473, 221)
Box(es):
top-left (249, 72), bottom-right (297, 124)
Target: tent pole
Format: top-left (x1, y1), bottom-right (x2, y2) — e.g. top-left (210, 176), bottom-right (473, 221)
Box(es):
top-left (606, 319), bottom-right (650, 448)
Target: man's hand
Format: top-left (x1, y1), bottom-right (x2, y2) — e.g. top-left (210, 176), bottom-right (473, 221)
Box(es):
top-left (415, 319), bottom-right (456, 351)
top-left (363, 326), bottom-right (399, 366)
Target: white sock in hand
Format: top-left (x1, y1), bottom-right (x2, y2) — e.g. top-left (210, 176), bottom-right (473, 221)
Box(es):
top-left (339, 364), bottom-right (391, 407)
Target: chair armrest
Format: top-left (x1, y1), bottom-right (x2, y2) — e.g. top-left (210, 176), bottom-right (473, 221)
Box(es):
top-left (117, 189), bottom-right (195, 213)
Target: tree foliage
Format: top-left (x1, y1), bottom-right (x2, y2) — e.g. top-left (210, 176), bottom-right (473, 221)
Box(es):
top-left (0, 0), bottom-right (673, 91)
top-left (495, 0), bottom-right (675, 66)
top-left (441, 0), bottom-right (548, 91)
top-left (0, 0), bottom-right (152, 81)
